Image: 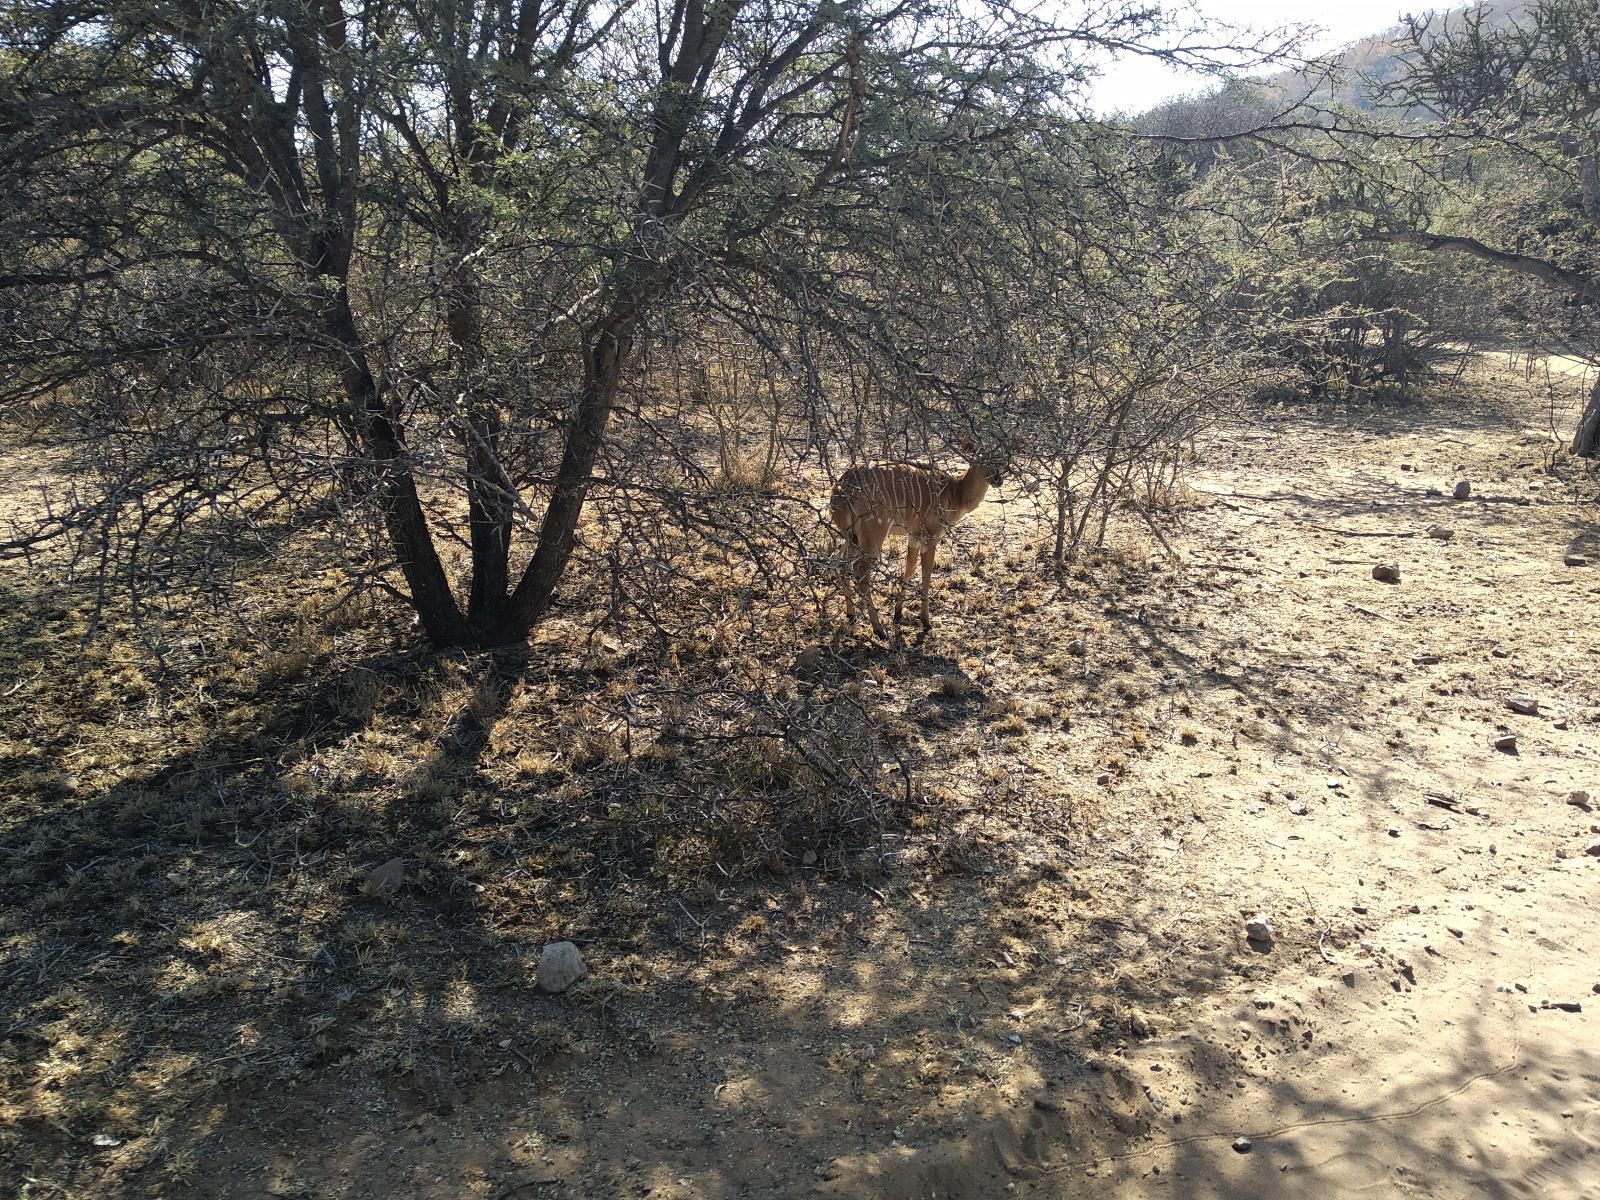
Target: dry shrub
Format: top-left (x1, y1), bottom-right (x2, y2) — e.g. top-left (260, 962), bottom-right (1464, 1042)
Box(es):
top-left (567, 690), bottom-right (914, 880)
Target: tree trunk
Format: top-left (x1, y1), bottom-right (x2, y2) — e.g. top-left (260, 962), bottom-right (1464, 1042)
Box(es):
top-left (440, 229), bottom-right (516, 628)
top-left (1573, 372), bottom-right (1600, 458)
top-left (328, 287), bottom-right (472, 645)
top-left (495, 292), bottom-right (650, 642)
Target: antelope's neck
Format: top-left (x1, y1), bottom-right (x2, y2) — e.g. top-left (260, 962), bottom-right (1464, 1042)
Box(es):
top-left (944, 468), bottom-right (991, 519)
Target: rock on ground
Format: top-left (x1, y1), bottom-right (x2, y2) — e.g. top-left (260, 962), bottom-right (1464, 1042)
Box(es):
top-left (537, 941), bottom-right (589, 993)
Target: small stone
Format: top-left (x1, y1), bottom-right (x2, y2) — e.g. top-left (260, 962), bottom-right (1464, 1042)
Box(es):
top-left (362, 857), bottom-right (406, 898)
top-left (1096, 771), bottom-right (1112, 786)
top-left (1232, 1136), bottom-right (1253, 1154)
top-left (91, 1133), bottom-right (123, 1148)
top-left (1447, 926), bottom-right (1463, 938)
top-left (1427, 525), bottom-right (1454, 541)
top-left (1340, 971), bottom-right (1357, 987)
top-left (1506, 695), bottom-right (1540, 716)
top-left (1564, 554), bottom-right (1591, 567)
top-left (1585, 837), bottom-right (1600, 857)
top-left (536, 941), bottom-right (589, 993)
top-left (1568, 791), bottom-right (1592, 811)
top-left (1546, 1001), bottom-right (1583, 1013)
top-left (1408, 904), bottom-right (1421, 913)
top-left (1493, 733), bottom-right (1518, 754)
top-left (1372, 562), bottom-right (1401, 584)
top-left (1288, 798), bottom-right (1308, 816)
top-left (1491, 646), bottom-right (1511, 658)
top-left (1554, 718), bottom-right (1569, 730)
top-left (1009, 1033), bottom-right (1023, 1045)
top-left (1244, 916), bottom-right (1274, 945)
top-left (1453, 480), bottom-right (1471, 500)
top-left (1068, 638), bottom-right (1088, 657)
top-left (1388, 825), bottom-right (1400, 837)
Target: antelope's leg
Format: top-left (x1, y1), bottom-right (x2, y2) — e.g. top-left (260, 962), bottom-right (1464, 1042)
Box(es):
top-left (840, 538), bottom-right (858, 623)
top-left (919, 538), bottom-right (938, 630)
top-left (895, 535), bottom-right (921, 627)
top-left (853, 548), bottom-right (886, 638)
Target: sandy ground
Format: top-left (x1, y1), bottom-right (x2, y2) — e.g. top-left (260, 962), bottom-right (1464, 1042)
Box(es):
top-left (5, 368), bottom-right (1599, 1199)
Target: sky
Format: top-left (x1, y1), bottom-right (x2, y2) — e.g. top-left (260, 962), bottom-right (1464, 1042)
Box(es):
top-left (1086, 0), bottom-right (1421, 114)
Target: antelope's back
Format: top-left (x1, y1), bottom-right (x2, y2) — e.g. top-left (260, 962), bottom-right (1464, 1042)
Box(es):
top-left (830, 463), bottom-right (951, 532)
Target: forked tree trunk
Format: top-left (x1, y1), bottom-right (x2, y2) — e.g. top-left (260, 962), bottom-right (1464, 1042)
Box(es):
top-left (493, 293), bottom-right (652, 643)
top-left (329, 288), bottom-right (473, 646)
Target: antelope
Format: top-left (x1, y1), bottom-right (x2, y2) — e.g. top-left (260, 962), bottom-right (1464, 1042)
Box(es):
top-left (829, 437), bottom-right (1006, 639)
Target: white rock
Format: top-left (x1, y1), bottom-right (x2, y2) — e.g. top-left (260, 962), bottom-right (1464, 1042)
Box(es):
top-left (536, 941), bottom-right (589, 993)
top-left (1244, 916), bottom-right (1274, 945)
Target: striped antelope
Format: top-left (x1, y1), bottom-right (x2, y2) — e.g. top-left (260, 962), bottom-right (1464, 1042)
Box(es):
top-left (829, 438), bottom-right (1006, 638)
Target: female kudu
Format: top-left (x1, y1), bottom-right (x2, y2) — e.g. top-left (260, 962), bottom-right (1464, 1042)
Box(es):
top-left (829, 438), bottom-right (1005, 638)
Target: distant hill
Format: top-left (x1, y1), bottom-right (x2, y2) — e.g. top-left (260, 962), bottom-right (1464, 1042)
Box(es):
top-left (1130, 0), bottom-right (1539, 128)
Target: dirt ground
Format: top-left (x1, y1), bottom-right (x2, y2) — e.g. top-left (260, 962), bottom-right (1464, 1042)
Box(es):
top-left (3, 362), bottom-right (1599, 1199)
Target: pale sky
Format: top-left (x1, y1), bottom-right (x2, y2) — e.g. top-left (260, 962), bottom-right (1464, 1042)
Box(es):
top-left (1087, 0), bottom-right (1419, 114)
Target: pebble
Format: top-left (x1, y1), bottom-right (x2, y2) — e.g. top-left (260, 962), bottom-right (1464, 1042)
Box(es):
top-left (1568, 791), bottom-right (1592, 811)
top-left (1232, 1137), bottom-right (1253, 1154)
top-left (1493, 733), bottom-right (1518, 753)
top-left (1506, 695), bottom-right (1540, 716)
top-left (536, 941), bottom-right (589, 993)
top-left (1388, 825), bottom-right (1401, 837)
top-left (1565, 554), bottom-right (1591, 567)
top-left (1372, 562), bottom-right (1401, 584)
top-left (1585, 838), bottom-right (1600, 857)
top-left (1009, 1033), bottom-right (1023, 1045)
top-left (1427, 525), bottom-right (1454, 541)
top-left (1289, 798), bottom-right (1308, 816)
top-left (1244, 916), bottom-right (1274, 945)
top-left (1447, 926), bottom-right (1464, 938)
top-left (1453, 480), bottom-right (1471, 499)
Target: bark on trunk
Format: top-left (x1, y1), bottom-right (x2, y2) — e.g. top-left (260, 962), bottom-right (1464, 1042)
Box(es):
top-left (328, 287), bottom-right (471, 645)
top-left (1573, 372), bottom-right (1600, 458)
top-left (496, 295), bottom-right (646, 641)
top-left (441, 239), bottom-right (515, 627)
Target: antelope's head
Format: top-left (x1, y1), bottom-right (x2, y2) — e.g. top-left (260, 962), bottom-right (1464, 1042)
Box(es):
top-left (956, 435), bottom-right (1011, 488)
